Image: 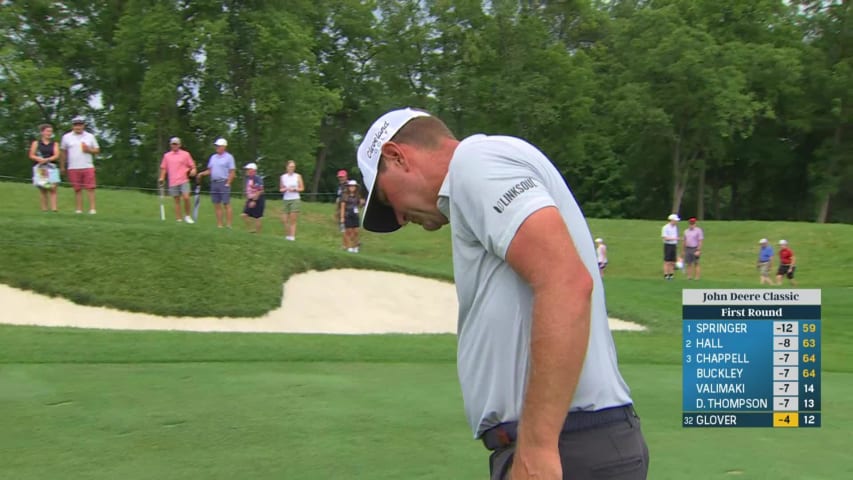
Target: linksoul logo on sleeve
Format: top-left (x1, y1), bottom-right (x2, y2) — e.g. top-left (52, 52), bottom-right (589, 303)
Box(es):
top-left (492, 177), bottom-right (538, 213)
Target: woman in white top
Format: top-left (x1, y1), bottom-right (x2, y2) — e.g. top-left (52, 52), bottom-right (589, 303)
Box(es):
top-left (279, 160), bottom-right (304, 240)
top-left (595, 238), bottom-right (608, 276)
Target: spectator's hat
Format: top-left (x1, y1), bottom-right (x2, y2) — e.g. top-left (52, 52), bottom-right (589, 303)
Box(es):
top-left (759, 238), bottom-right (768, 244)
top-left (668, 213), bottom-right (680, 221)
top-left (214, 138), bottom-right (228, 147)
top-left (169, 137), bottom-right (181, 145)
top-left (337, 169), bottom-right (348, 178)
top-left (595, 238), bottom-right (603, 243)
top-left (688, 217), bottom-right (697, 224)
top-left (244, 162), bottom-right (258, 170)
top-left (357, 107), bottom-right (432, 233)
top-left (347, 179), bottom-right (357, 186)
top-left (71, 116), bottom-right (86, 125)
top-left (779, 239), bottom-right (788, 246)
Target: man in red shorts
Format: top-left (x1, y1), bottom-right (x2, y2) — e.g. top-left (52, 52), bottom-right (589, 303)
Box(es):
top-left (60, 116), bottom-right (101, 214)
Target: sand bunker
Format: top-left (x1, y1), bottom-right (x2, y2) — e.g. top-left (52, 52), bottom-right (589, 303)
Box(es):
top-left (0, 269), bottom-right (646, 334)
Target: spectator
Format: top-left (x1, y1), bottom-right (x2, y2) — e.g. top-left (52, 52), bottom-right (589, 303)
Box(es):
top-left (60, 116), bottom-right (101, 214)
top-left (240, 162), bottom-right (265, 233)
top-left (757, 238), bottom-right (774, 285)
top-left (28, 123), bottom-right (60, 212)
top-left (196, 138), bottom-right (236, 228)
top-left (776, 240), bottom-right (797, 286)
top-left (335, 169), bottom-right (349, 246)
top-left (158, 137), bottom-right (197, 223)
top-left (661, 214), bottom-right (680, 280)
top-left (340, 179), bottom-right (364, 253)
top-left (595, 238), bottom-right (607, 276)
top-left (279, 160), bottom-right (304, 241)
top-left (682, 217), bottom-right (704, 280)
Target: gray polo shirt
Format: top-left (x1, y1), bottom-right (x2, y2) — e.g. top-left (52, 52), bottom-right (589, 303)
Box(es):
top-left (437, 134), bottom-right (633, 438)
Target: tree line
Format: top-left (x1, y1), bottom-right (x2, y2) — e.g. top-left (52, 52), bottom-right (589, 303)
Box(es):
top-left (1, 0), bottom-right (850, 222)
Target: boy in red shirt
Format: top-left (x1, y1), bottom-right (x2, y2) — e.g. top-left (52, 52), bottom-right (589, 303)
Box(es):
top-left (776, 240), bottom-right (797, 286)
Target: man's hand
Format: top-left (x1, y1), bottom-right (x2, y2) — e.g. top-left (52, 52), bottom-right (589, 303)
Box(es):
top-left (509, 446), bottom-right (562, 479)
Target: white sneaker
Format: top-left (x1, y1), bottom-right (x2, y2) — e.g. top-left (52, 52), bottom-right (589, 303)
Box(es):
top-left (285, 236), bottom-right (295, 241)
top-left (184, 216), bottom-right (195, 224)
top-left (88, 209), bottom-right (96, 214)
top-left (347, 247), bottom-right (354, 253)
top-left (75, 210), bottom-right (83, 214)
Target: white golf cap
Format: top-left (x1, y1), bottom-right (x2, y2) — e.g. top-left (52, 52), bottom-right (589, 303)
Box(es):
top-left (169, 137), bottom-right (181, 145)
top-left (668, 214), bottom-right (680, 221)
top-left (244, 162), bottom-right (257, 170)
top-left (779, 239), bottom-right (788, 245)
top-left (214, 138), bottom-right (228, 147)
top-left (759, 238), bottom-right (768, 244)
top-left (347, 179), bottom-right (357, 186)
top-left (595, 238), bottom-right (603, 243)
top-left (357, 107), bottom-right (432, 233)
top-left (71, 116), bottom-right (86, 124)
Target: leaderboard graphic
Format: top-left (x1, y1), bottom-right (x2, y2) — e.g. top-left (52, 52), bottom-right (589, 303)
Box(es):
top-left (682, 289), bottom-right (821, 428)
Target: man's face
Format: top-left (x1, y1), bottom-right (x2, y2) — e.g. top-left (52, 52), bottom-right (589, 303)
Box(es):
top-left (338, 175), bottom-right (347, 184)
top-left (215, 145), bottom-right (226, 154)
top-left (373, 150), bottom-right (448, 231)
top-left (72, 123), bottom-right (84, 133)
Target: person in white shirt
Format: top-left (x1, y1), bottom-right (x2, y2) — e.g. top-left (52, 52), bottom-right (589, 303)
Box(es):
top-left (60, 116), bottom-right (101, 214)
top-left (595, 238), bottom-right (608, 277)
top-left (661, 214), bottom-right (680, 280)
top-left (278, 160), bottom-right (304, 240)
top-left (356, 108), bottom-right (647, 480)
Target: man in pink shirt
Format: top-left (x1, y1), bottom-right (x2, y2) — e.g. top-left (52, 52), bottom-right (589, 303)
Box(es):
top-left (682, 217), bottom-right (704, 280)
top-left (159, 137), bottom-right (197, 223)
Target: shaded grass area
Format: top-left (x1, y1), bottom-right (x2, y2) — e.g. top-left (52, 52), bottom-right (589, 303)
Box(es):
top-left (0, 361), bottom-right (482, 480)
top-left (2, 361), bottom-right (850, 480)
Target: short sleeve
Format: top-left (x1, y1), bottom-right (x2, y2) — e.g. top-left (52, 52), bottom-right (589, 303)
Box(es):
top-left (227, 154), bottom-right (235, 170)
top-left (159, 155), bottom-right (167, 169)
top-left (450, 140), bottom-right (556, 259)
top-left (60, 135), bottom-right (68, 150)
top-left (89, 134), bottom-right (100, 149)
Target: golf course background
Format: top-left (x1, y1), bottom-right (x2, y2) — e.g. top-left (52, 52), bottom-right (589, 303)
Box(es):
top-left (0, 182), bottom-right (851, 479)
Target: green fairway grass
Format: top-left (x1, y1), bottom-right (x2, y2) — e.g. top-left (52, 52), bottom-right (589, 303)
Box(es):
top-left (1, 181), bottom-right (851, 479)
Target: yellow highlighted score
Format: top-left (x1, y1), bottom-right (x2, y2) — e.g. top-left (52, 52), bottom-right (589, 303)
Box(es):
top-left (773, 413), bottom-right (799, 427)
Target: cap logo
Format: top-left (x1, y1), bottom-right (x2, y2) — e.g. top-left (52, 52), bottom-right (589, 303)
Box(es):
top-left (366, 120), bottom-right (391, 160)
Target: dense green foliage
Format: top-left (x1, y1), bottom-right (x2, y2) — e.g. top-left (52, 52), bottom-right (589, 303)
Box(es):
top-left (1, 0), bottom-right (851, 220)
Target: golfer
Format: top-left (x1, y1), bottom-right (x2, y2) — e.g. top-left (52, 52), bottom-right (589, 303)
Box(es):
top-left (356, 108), bottom-right (648, 480)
